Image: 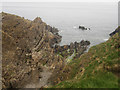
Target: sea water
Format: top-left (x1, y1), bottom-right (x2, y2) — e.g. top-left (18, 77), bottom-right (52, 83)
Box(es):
top-left (2, 2), bottom-right (118, 46)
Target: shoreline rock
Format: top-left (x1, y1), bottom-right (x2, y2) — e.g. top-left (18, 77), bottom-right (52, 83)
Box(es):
top-left (109, 26), bottom-right (120, 36)
top-left (53, 40), bottom-right (90, 64)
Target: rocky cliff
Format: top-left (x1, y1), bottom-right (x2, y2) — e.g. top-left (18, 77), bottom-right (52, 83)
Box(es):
top-left (2, 12), bottom-right (63, 88)
top-left (1, 12), bottom-right (90, 88)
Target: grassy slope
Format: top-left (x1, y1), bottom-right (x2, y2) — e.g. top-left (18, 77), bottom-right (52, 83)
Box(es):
top-left (52, 30), bottom-right (120, 88)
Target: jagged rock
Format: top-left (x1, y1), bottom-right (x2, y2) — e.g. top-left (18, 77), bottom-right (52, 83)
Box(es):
top-left (78, 25), bottom-right (90, 30)
top-left (109, 26), bottom-right (120, 36)
top-left (70, 42), bottom-right (74, 49)
top-left (79, 26), bottom-right (86, 30)
top-left (2, 12), bottom-right (63, 88)
top-left (80, 40), bottom-right (90, 46)
top-left (54, 40), bottom-right (90, 59)
top-left (45, 25), bottom-right (59, 35)
top-left (33, 17), bottom-right (43, 24)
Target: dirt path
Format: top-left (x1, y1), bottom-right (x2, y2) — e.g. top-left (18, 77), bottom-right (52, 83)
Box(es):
top-left (25, 66), bottom-right (52, 88)
top-left (38, 67), bottom-right (52, 87)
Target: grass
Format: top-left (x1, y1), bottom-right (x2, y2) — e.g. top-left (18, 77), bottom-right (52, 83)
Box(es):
top-left (54, 70), bottom-right (118, 88)
top-left (51, 31), bottom-right (120, 88)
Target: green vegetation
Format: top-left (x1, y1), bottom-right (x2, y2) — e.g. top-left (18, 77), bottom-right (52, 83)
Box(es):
top-left (54, 71), bottom-right (118, 88)
top-left (52, 31), bottom-right (120, 88)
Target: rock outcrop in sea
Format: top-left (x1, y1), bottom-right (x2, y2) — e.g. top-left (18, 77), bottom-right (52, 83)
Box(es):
top-left (78, 25), bottom-right (90, 30)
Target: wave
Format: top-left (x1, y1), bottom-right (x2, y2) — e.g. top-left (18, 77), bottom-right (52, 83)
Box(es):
top-left (73, 26), bottom-right (77, 29)
top-left (103, 38), bottom-right (108, 41)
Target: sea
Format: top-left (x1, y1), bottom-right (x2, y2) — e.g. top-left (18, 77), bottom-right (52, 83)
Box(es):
top-left (2, 2), bottom-right (118, 46)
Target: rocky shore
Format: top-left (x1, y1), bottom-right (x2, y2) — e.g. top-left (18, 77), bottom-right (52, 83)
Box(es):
top-left (54, 40), bottom-right (90, 59)
top-left (50, 27), bottom-right (120, 88)
top-left (109, 26), bottom-right (120, 37)
top-left (1, 12), bottom-right (90, 88)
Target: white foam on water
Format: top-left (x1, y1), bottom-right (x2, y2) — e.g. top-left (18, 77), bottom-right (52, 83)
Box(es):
top-left (73, 26), bottom-right (77, 29)
top-left (103, 38), bottom-right (108, 41)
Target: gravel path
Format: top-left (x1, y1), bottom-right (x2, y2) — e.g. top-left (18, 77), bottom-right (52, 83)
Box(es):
top-left (25, 66), bottom-right (52, 88)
